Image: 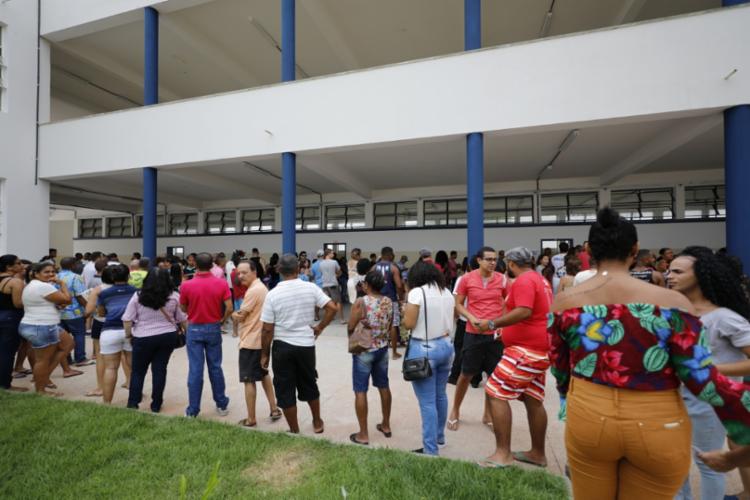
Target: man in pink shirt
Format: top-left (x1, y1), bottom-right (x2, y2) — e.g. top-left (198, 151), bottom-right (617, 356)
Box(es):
top-left (448, 246), bottom-right (508, 431)
top-left (180, 253), bottom-right (233, 418)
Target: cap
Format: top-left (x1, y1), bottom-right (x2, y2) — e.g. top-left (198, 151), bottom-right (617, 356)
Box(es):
top-left (419, 248), bottom-right (432, 258)
top-left (505, 246), bottom-right (535, 267)
top-left (316, 249), bottom-right (324, 257)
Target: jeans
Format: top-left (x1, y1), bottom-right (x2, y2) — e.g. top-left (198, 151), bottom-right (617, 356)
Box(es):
top-left (407, 336), bottom-right (453, 456)
top-left (185, 323), bottom-right (229, 416)
top-left (60, 317), bottom-right (86, 362)
top-left (352, 346), bottom-right (389, 392)
top-left (128, 331), bottom-right (177, 412)
top-left (0, 323), bottom-right (21, 389)
top-left (675, 388), bottom-right (727, 500)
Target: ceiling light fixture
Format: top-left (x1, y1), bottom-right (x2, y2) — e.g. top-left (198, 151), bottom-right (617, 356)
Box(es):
top-left (247, 16), bottom-right (309, 78)
top-left (539, 0), bottom-right (556, 38)
top-left (535, 128), bottom-right (580, 183)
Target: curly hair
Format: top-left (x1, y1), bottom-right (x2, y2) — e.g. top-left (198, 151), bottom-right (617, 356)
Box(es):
top-left (679, 246), bottom-right (750, 320)
top-left (588, 207), bottom-right (638, 263)
top-left (407, 260), bottom-right (446, 290)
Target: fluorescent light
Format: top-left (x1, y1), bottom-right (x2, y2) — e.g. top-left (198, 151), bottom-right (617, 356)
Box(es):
top-left (540, 12), bottom-right (553, 37)
top-left (559, 129), bottom-right (579, 153)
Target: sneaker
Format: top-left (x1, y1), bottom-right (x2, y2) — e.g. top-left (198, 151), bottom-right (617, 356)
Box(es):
top-left (184, 412), bottom-right (197, 418)
top-left (75, 358), bottom-right (95, 367)
top-left (217, 407), bottom-right (229, 417)
top-left (438, 440), bottom-right (447, 448)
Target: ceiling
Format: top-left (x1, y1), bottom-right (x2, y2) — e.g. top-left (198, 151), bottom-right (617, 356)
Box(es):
top-left (49, 0), bottom-right (721, 117)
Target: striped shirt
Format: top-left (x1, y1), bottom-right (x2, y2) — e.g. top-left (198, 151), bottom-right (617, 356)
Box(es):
top-left (260, 278), bottom-right (331, 347)
top-left (121, 292), bottom-right (187, 338)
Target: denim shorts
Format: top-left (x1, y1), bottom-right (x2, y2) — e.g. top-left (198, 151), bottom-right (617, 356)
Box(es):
top-left (352, 346), bottom-right (389, 392)
top-left (18, 323), bottom-right (61, 349)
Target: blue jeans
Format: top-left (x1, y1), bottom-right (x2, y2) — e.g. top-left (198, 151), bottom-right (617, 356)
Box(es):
top-left (675, 388), bottom-right (726, 500)
top-left (407, 336), bottom-right (453, 456)
top-left (352, 347), bottom-right (389, 392)
top-left (61, 317), bottom-right (86, 362)
top-left (185, 323), bottom-right (229, 416)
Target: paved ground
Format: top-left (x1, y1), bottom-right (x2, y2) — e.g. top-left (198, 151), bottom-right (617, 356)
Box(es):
top-left (13, 321), bottom-right (744, 497)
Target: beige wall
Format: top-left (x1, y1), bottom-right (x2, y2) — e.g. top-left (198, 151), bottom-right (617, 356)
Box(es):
top-left (49, 220), bottom-right (75, 259)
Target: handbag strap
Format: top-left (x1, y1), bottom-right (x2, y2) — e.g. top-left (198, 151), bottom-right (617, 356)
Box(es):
top-left (404, 286), bottom-right (429, 360)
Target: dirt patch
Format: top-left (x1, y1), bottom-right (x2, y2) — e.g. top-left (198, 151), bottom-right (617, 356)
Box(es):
top-left (244, 449), bottom-right (314, 490)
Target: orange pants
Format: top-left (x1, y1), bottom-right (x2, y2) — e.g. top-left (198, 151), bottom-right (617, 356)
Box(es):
top-left (566, 378), bottom-right (692, 500)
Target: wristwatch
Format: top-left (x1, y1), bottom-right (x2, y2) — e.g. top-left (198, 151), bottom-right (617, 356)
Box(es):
top-left (488, 320), bottom-right (496, 331)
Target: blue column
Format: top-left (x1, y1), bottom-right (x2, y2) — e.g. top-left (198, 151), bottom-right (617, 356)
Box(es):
top-left (281, 0), bottom-right (296, 254)
top-left (723, 0), bottom-right (750, 271)
top-left (465, 0), bottom-right (483, 257)
top-left (142, 7), bottom-right (158, 260)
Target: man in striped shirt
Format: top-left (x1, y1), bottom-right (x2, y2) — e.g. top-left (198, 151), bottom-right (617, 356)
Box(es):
top-left (260, 254), bottom-right (338, 434)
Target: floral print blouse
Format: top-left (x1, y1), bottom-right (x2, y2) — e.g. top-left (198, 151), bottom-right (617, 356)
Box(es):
top-left (361, 295), bottom-right (393, 351)
top-left (549, 303), bottom-right (750, 445)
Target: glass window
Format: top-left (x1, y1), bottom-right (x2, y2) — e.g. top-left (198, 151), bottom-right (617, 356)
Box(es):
top-left (204, 211), bottom-right (237, 234)
top-left (325, 204), bottom-right (365, 230)
top-left (684, 185), bottom-right (725, 219)
top-left (611, 188), bottom-right (674, 221)
top-left (540, 192), bottom-right (599, 223)
top-left (241, 209), bottom-right (275, 232)
top-left (296, 207), bottom-right (320, 231)
top-left (484, 195), bottom-right (534, 224)
top-left (424, 199), bottom-right (468, 226)
top-left (106, 217), bottom-right (133, 237)
top-left (135, 215), bottom-right (166, 236)
top-left (374, 201), bottom-right (417, 228)
top-left (79, 218), bottom-right (103, 238)
top-left (169, 213), bottom-right (198, 235)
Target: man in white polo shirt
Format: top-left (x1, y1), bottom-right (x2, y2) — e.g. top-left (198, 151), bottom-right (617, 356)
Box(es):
top-left (261, 254), bottom-right (338, 434)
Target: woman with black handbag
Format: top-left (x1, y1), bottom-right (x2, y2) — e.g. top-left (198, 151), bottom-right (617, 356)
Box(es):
top-left (122, 268), bottom-right (187, 413)
top-left (402, 260), bottom-right (455, 455)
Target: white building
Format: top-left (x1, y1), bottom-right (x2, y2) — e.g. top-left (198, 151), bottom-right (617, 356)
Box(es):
top-left (1, 0), bottom-right (748, 265)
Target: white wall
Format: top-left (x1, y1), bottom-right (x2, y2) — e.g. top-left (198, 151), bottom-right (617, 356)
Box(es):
top-left (0, 2), bottom-right (51, 257)
top-left (49, 220), bottom-right (75, 258)
top-left (70, 220), bottom-right (726, 261)
top-left (38, 5), bottom-right (750, 180)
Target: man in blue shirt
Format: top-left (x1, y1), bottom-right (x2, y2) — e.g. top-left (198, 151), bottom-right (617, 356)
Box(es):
top-left (58, 257), bottom-right (93, 366)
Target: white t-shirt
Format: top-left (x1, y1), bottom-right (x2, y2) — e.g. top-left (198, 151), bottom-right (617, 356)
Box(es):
top-left (260, 278), bottom-right (332, 347)
top-left (21, 280), bottom-right (61, 325)
top-left (452, 276), bottom-right (467, 322)
top-left (573, 270), bottom-right (597, 287)
top-left (225, 261), bottom-right (236, 289)
top-left (407, 284), bottom-right (455, 340)
top-left (82, 261), bottom-right (98, 289)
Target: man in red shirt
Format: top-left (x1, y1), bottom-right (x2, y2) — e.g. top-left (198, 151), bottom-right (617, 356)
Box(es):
top-left (478, 247), bottom-right (552, 468)
top-left (448, 246), bottom-right (508, 431)
top-left (180, 253), bottom-right (234, 418)
top-left (578, 241), bottom-right (591, 271)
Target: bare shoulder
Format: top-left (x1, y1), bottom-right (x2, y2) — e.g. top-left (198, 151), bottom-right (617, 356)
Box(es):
top-left (648, 286), bottom-right (695, 314)
top-left (551, 288), bottom-right (578, 313)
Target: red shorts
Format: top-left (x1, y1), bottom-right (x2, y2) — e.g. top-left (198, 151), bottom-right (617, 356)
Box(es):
top-left (485, 345), bottom-right (550, 402)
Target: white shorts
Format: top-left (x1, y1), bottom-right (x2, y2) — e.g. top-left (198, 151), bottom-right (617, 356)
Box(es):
top-left (99, 328), bottom-right (132, 355)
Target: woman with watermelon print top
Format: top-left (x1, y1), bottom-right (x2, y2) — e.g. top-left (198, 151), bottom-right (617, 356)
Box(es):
top-left (549, 208), bottom-right (750, 500)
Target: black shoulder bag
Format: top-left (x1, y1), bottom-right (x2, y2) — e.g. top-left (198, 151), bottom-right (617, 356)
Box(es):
top-left (402, 287), bottom-right (433, 381)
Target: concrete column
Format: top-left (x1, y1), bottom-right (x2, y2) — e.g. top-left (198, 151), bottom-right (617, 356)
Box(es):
top-left (142, 6), bottom-right (159, 259)
top-left (281, 0), bottom-right (296, 254)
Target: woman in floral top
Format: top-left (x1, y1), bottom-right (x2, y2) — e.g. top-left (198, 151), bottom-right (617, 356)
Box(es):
top-left (550, 208), bottom-right (750, 500)
top-left (347, 270), bottom-right (393, 445)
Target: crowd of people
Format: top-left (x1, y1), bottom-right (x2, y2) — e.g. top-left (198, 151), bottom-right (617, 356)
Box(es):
top-left (4, 210), bottom-right (750, 499)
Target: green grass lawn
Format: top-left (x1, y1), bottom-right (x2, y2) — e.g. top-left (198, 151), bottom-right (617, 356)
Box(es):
top-left (0, 392), bottom-right (568, 499)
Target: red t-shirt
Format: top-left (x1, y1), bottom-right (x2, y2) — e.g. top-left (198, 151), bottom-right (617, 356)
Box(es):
top-left (578, 251), bottom-right (591, 271)
top-left (230, 270), bottom-right (248, 300)
top-left (455, 269), bottom-right (507, 334)
top-left (501, 271), bottom-right (552, 351)
top-left (179, 272), bottom-right (231, 324)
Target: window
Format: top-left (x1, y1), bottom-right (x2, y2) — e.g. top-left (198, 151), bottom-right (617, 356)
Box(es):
top-left (484, 195), bottom-right (534, 224)
top-left (324, 243), bottom-right (347, 258)
top-left (241, 209), bottom-right (275, 232)
top-left (79, 218), bottom-right (103, 238)
top-left (685, 185), bottom-right (725, 219)
top-left (296, 206), bottom-right (320, 231)
top-left (325, 204), bottom-right (366, 230)
top-left (374, 201), bottom-right (418, 228)
top-left (424, 199), bottom-right (467, 226)
top-left (205, 210), bottom-right (237, 234)
top-left (135, 215), bottom-right (166, 236)
top-left (169, 213), bottom-right (198, 235)
top-left (540, 192), bottom-right (599, 223)
top-left (0, 25), bottom-right (6, 112)
top-left (106, 217), bottom-right (133, 237)
top-left (611, 188), bottom-right (674, 221)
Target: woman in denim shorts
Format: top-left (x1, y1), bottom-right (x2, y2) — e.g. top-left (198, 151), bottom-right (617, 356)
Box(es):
top-left (19, 262), bottom-right (75, 395)
top-left (347, 270), bottom-right (393, 445)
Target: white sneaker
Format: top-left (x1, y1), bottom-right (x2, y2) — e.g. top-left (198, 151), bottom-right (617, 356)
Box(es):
top-left (216, 407), bottom-right (229, 417)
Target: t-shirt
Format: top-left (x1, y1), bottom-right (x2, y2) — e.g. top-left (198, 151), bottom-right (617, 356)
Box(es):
top-left (128, 269), bottom-right (148, 289)
top-left (58, 270), bottom-right (86, 320)
top-left (210, 264), bottom-right (224, 280)
top-left (551, 253), bottom-right (566, 275)
top-left (121, 292), bottom-right (187, 338)
top-left (230, 269), bottom-right (248, 300)
top-left (21, 280), bottom-right (60, 325)
top-left (455, 270), bottom-right (507, 334)
top-left (407, 284), bottom-right (455, 340)
top-left (82, 261), bottom-right (98, 288)
top-left (501, 271), bottom-right (552, 352)
top-left (238, 279), bottom-right (268, 350)
top-left (701, 307), bottom-right (750, 381)
top-left (179, 272), bottom-right (231, 324)
top-left (260, 278), bottom-right (331, 347)
top-left (225, 261), bottom-right (236, 290)
top-left (319, 259), bottom-right (340, 288)
top-left (577, 251), bottom-right (591, 271)
top-left (573, 270), bottom-right (597, 287)
top-left (453, 276), bottom-right (468, 322)
top-left (98, 284), bottom-right (137, 331)
top-left (311, 260), bottom-right (323, 287)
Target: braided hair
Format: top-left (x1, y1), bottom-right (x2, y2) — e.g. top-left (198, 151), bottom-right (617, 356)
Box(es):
top-left (679, 246), bottom-right (750, 320)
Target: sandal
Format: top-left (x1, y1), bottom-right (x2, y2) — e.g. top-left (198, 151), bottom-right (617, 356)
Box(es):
top-left (349, 433), bottom-right (368, 446)
top-left (376, 423), bottom-right (392, 438)
top-left (512, 451), bottom-right (547, 468)
top-left (447, 419), bottom-right (459, 431)
top-left (238, 419), bottom-right (257, 428)
top-left (12, 372), bottom-right (27, 379)
top-left (63, 370), bottom-right (83, 378)
top-left (477, 459), bottom-right (512, 469)
top-left (270, 409), bottom-right (282, 421)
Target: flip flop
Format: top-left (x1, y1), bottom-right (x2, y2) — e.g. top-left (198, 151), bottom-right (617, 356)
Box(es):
top-left (447, 419), bottom-right (459, 431)
top-left (270, 409), bottom-right (283, 421)
top-left (46, 382), bottom-right (57, 389)
top-left (477, 460), bottom-right (512, 469)
top-left (512, 451), bottom-right (547, 468)
top-left (74, 359), bottom-right (95, 367)
top-left (349, 433), bottom-right (368, 446)
top-left (376, 423), bottom-right (392, 438)
top-left (85, 389), bottom-right (102, 397)
top-left (238, 419), bottom-right (257, 428)
top-left (314, 426), bottom-right (325, 434)
top-left (12, 372), bottom-right (27, 379)
top-left (63, 370), bottom-right (83, 378)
